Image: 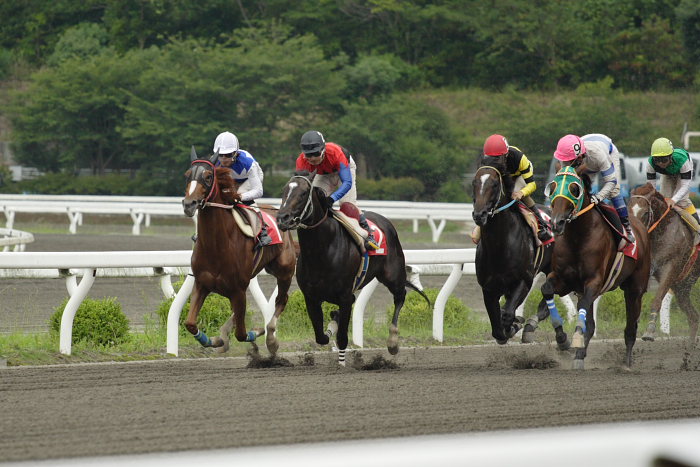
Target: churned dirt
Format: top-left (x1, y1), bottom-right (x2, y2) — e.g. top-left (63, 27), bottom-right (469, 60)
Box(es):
top-left (2, 340), bottom-right (700, 462)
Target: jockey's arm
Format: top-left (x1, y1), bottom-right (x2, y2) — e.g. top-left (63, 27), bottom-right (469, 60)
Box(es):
top-left (595, 160), bottom-right (618, 200)
top-left (330, 162), bottom-right (353, 202)
top-left (239, 162), bottom-right (264, 202)
top-left (672, 158), bottom-right (694, 203)
top-left (646, 161), bottom-right (659, 189)
top-left (515, 153), bottom-right (536, 197)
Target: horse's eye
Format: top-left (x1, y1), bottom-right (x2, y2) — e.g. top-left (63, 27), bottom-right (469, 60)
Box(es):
top-left (544, 181), bottom-right (557, 198)
top-left (569, 182), bottom-right (581, 198)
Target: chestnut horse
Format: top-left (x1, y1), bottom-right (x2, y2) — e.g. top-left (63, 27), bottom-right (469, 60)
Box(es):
top-left (543, 165), bottom-right (650, 369)
top-left (629, 182), bottom-right (700, 344)
top-left (471, 160), bottom-right (562, 347)
top-left (276, 171), bottom-right (428, 366)
top-left (181, 148), bottom-right (296, 355)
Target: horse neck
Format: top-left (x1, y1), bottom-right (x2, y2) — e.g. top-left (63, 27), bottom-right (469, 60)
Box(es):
top-left (197, 198), bottom-right (244, 247)
top-left (297, 215), bottom-right (337, 253)
top-left (481, 207), bottom-right (523, 246)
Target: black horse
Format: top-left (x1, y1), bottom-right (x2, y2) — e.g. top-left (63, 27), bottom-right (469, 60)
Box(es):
top-left (276, 171), bottom-right (428, 366)
top-left (471, 160), bottom-right (561, 346)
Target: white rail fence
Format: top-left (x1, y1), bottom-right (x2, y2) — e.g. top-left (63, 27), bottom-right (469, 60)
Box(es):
top-left (0, 195), bottom-right (473, 242)
top-left (0, 228), bottom-right (34, 252)
top-left (0, 249), bottom-right (672, 356)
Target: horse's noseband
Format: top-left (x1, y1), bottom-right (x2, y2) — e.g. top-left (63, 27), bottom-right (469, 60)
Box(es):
top-left (188, 160), bottom-right (219, 209)
top-left (475, 166), bottom-right (513, 217)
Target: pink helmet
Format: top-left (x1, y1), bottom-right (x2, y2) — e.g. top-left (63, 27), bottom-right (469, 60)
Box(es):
top-left (554, 134), bottom-right (586, 161)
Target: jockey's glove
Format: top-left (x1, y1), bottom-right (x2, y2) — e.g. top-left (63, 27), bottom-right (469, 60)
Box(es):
top-left (590, 194), bottom-right (601, 205)
top-left (324, 196), bottom-right (335, 210)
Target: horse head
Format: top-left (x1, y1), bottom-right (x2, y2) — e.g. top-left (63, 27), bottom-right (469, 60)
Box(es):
top-left (545, 165), bottom-right (588, 235)
top-left (182, 146), bottom-right (220, 217)
top-left (471, 165), bottom-right (508, 226)
top-left (277, 170), bottom-right (320, 231)
top-left (629, 182), bottom-right (664, 230)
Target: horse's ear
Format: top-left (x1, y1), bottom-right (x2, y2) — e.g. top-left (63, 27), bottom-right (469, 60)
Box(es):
top-left (209, 150), bottom-right (219, 164)
top-left (190, 146), bottom-right (197, 162)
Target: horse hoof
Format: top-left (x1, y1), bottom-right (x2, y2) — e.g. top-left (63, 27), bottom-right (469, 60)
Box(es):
top-left (266, 338), bottom-right (279, 356)
top-left (641, 333), bottom-right (656, 342)
top-left (521, 331), bottom-right (534, 344)
top-left (210, 336), bottom-right (224, 348)
top-left (496, 338), bottom-right (508, 345)
top-left (557, 338), bottom-right (571, 351)
top-left (387, 344), bottom-right (399, 355)
top-left (572, 359), bottom-right (585, 370)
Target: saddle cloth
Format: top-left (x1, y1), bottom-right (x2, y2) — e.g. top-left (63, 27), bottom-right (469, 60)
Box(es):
top-left (231, 205), bottom-right (283, 245)
top-left (596, 204), bottom-right (637, 258)
top-left (517, 204), bottom-right (554, 247)
top-left (333, 205), bottom-right (387, 256)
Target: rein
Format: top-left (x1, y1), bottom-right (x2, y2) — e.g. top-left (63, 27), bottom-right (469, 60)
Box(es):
top-left (630, 194), bottom-right (671, 233)
top-left (190, 159), bottom-right (220, 209)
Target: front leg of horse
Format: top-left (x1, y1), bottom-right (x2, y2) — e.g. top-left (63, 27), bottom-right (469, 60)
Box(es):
top-left (643, 267), bottom-right (674, 342)
top-left (184, 283), bottom-right (216, 348)
top-left (522, 297), bottom-right (548, 344)
top-left (572, 288), bottom-right (598, 370)
top-left (304, 296), bottom-right (330, 346)
top-left (230, 292), bottom-right (265, 348)
top-left (539, 277), bottom-right (570, 350)
top-left (387, 288), bottom-right (406, 356)
top-left (265, 278), bottom-right (292, 356)
top-left (483, 289), bottom-right (508, 344)
top-left (334, 304), bottom-right (353, 367)
top-left (503, 282), bottom-right (529, 339)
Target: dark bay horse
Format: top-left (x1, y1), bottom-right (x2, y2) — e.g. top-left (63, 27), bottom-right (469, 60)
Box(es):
top-left (544, 166), bottom-right (650, 369)
top-left (181, 148), bottom-right (297, 355)
top-left (276, 171), bottom-right (428, 366)
top-left (629, 182), bottom-right (700, 344)
top-left (471, 161), bottom-right (560, 346)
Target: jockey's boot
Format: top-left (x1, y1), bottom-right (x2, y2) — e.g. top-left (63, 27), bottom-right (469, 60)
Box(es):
top-left (620, 216), bottom-right (635, 243)
top-left (531, 207), bottom-right (552, 242)
top-left (255, 225), bottom-right (273, 251)
top-left (359, 215), bottom-right (379, 250)
top-left (191, 234), bottom-right (198, 243)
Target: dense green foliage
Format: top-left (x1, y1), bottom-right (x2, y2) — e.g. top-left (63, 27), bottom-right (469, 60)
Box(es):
top-left (49, 297), bottom-right (129, 346)
top-left (1, 1), bottom-right (700, 199)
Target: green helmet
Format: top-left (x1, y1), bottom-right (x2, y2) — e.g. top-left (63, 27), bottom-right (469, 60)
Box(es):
top-left (650, 137), bottom-right (673, 157)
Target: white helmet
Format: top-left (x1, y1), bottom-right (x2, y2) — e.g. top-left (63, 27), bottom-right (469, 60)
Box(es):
top-left (213, 131), bottom-right (239, 155)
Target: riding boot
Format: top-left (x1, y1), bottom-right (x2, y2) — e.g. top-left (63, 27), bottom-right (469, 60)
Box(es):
top-left (257, 224), bottom-right (272, 248)
top-left (620, 216), bottom-right (635, 243)
top-left (359, 214), bottom-right (379, 250)
top-left (530, 207), bottom-right (552, 242)
top-left (693, 213), bottom-right (700, 246)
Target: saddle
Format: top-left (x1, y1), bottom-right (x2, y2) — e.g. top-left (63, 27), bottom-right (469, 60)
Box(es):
top-left (516, 204), bottom-right (554, 247)
top-left (231, 204), bottom-right (281, 246)
top-left (332, 203), bottom-right (386, 256)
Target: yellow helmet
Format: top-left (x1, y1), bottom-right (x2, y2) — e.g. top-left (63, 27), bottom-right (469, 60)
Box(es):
top-left (650, 137), bottom-right (673, 157)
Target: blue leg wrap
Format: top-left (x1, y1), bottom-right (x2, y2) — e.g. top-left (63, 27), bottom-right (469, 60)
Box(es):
top-left (612, 195), bottom-right (628, 217)
top-left (246, 330), bottom-right (257, 342)
top-left (578, 309), bottom-right (587, 333)
top-left (546, 298), bottom-right (563, 328)
top-left (193, 329), bottom-right (212, 347)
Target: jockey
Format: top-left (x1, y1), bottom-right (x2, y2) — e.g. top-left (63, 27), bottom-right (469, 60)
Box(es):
top-left (482, 134), bottom-right (552, 242)
top-left (295, 130), bottom-right (379, 251)
top-left (647, 137), bottom-right (700, 227)
top-left (554, 133), bottom-right (635, 242)
top-left (213, 131), bottom-right (271, 248)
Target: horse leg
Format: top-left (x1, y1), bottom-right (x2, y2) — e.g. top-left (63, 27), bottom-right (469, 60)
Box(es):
top-left (503, 281), bottom-right (529, 339)
top-left (231, 290), bottom-right (264, 345)
top-left (304, 296), bottom-right (330, 346)
top-left (335, 302), bottom-right (353, 367)
top-left (522, 297), bottom-right (547, 344)
top-left (386, 282), bottom-right (407, 356)
top-left (483, 289), bottom-right (508, 344)
top-left (642, 266), bottom-right (674, 341)
top-left (675, 286), bottom-right (699, 348)
top-left (622, 288), bottom-right (643, 368)
top-left (540, 276), bottom-right (570, 350)
top-left (572, 287), bottom-right (598, 370)
top-left (211, 314), bottom-right (234, 352)
top-left (265, 276), bottom-right (293, 356)
top-left (184, 282), bottom-right (215, 347)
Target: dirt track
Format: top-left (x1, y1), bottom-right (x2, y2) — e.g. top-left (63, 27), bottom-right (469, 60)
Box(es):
top-left (2, 340), bottom-right (700, 462)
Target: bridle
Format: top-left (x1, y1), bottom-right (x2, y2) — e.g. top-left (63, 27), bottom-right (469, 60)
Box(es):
top-left (187, 159), bottom-right (220, 210)
top-left (474, 166), bottom-right (516, 217)
top-left (630, 193), bottom-right (671, 233)
top-left (282, 175), bottom-right (328, 229)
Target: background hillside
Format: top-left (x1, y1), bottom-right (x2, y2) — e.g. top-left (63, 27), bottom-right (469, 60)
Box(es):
top-left (0, 0), bottom-right (699, 200)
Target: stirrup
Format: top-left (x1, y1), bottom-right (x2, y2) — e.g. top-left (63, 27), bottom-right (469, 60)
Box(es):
top-left (364, 237), bottom-right (379, 250)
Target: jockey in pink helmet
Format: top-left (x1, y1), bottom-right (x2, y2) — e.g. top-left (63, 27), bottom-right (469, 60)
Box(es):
top-left (553, 134), bottom-right (634, 242)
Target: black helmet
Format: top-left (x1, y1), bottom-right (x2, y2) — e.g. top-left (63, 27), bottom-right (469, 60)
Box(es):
top-left (300, 130), bottom-right (326, 155)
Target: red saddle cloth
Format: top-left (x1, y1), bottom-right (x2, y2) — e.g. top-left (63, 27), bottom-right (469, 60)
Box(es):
top-left (339, 203), bottom-right (388, 256)
top-left (260, 211), bottom-right (283, 246)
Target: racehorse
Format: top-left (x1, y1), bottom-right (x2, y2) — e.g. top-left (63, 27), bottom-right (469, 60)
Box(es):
top-left (181, 148), bottom-right (297, 355)
top-left (471, 160), bottom-right (562, 346)
top-left (629, 182), bottom-right (700, 345)
top-left (276, 170), bottom-right (429, 366)
top-left (544, 166), bottom-right (650, 369)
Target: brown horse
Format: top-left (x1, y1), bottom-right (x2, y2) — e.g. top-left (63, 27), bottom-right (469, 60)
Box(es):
top-left (181, 148), bottom-right (297, 355)
top-left (629, 182), bottom-right (700, 344)
top-left (543, 165), bottom-right (651, 369)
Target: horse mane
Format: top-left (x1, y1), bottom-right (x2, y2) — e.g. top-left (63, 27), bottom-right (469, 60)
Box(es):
top-left (632, 182), bottom-right (656, 197)
top-left (215, 167), bottom-right (242, 204)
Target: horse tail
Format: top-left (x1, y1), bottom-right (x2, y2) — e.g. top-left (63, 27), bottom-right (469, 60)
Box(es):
top-left (405, 281), bottom-right (431, 306)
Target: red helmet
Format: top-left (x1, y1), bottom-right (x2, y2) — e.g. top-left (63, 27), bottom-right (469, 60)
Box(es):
top-left (483, 134), bottom-right (509, 156)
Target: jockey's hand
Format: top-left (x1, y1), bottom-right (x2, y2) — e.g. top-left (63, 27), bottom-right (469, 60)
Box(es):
top-left (666, 198), bottom-right (676, 208)
top-left (324, 196), bottom-right (335, 210)
top-left (230, 192), bottom-right (242, 204)
top-left (511, 191), bottom-right (523, 200)
top-left (590, 194), bottom-right (601, 205)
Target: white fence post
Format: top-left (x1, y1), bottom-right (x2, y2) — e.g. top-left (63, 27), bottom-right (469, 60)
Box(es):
top-left (433, 264), bottom-right (463, 342)
top-left (166, 274), bottom-right (195, 356)
top-left (59, 268), bottom-right (96, 355)
top-left (352, 278), bottom-right (379, 347)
